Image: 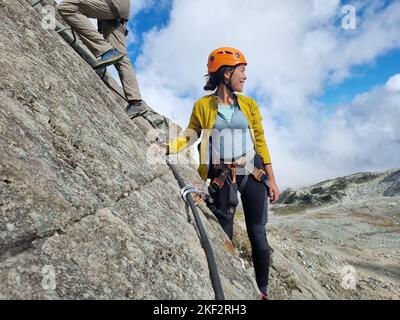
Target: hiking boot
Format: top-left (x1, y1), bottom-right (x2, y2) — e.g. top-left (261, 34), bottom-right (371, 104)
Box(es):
top-left (93, 48), bottom-right (124, 69)
top-left (125, 100), bottom-right (168, 130)
top-left (125, 100), bottom-right (151, 119)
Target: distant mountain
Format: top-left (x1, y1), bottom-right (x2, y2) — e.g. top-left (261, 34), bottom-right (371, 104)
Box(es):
top-left (273, 169), bottom-right (400, 215)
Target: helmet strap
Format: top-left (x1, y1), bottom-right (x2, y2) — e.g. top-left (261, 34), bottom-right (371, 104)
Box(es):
top-left (223, 66), bottom-right (237, 96)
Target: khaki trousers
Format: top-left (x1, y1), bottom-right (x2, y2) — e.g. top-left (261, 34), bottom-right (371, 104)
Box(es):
top-left (57, 0), bottom-right (142, 101)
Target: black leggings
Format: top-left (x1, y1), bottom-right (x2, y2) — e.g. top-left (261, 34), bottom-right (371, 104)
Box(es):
top-left (209, 155), bottom-right (270, 292)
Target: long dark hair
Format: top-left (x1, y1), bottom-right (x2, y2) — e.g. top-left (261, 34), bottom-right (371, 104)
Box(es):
top-left (203, 66), bottom-right (234, 91)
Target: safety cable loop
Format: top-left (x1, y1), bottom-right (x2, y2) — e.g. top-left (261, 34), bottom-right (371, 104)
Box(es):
top-left (166, 160), bottom-right (226, 300)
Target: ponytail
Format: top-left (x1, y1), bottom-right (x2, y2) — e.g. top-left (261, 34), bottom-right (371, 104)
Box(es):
top-left (203, 66), bottom-right (234, 91)
top-left (204, 73), bottom-right (219, 91)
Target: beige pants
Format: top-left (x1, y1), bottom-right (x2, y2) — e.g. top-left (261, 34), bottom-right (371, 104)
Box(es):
top-left (57, 0), bottom-right (142, 101)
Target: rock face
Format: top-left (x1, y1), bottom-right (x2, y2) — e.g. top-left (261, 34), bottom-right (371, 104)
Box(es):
top-left (0, 0), bottom-right (258, 299)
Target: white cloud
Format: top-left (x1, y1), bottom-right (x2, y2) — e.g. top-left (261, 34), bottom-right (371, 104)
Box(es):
top-left (386, 74), bottom-right (400, 92)
top-left (132, 0), bottom-right (400, 189)
top-left (274, 80), bottom-right (400, 188)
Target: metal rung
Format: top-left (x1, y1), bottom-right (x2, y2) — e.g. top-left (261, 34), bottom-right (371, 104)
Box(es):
top-left (56, 26), bottom-right (77, 45)
top-left (32, 0), bottom-right (45, 7)
top-left (56, 27), bottom-right (72, 34)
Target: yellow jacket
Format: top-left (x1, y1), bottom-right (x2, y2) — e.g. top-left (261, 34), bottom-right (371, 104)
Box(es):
top-left (167, 94), bottom-right (272, 181)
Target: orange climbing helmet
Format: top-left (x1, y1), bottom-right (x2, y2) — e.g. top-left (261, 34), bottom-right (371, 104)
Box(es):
top-left (207, 47), bottom-right (247, 74)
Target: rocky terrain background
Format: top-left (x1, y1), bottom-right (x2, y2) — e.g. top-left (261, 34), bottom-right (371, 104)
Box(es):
top-left (1, 0), bottom-right (398, 300)
top-left (235, 169), bottom-right (400, 299)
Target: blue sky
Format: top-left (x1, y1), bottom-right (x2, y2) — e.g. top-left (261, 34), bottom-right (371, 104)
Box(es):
top-left (127, 1), bottom-right (173, 60)
top-left (318, 48), bottom-right (400, 107)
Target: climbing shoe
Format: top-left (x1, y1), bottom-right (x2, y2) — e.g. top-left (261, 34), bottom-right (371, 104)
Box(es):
top-left (93, 48), bottom-right (124, 69)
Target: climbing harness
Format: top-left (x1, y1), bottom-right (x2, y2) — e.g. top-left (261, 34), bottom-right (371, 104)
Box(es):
top-left (177, 150), bottom-right (271, 228)
top-left (205, 150), bottom-right (271, 221)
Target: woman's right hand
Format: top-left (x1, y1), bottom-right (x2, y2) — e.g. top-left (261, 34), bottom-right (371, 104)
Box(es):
top-left (268, 180), bottom-right (280, 204)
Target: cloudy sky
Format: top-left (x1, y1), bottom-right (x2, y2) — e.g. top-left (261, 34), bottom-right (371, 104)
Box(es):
top-left (58, 0), bottom-right (400, 189)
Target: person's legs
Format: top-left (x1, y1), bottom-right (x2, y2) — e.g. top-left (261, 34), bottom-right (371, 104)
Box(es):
top-left (240, 156), bottom-right (270, 295)
top-left (101, 20), bottom-right (142, 101)
top-left (57, 0), bottom-right (113, 57)
top-left (213, 185), bottom-right (236, 240)
top-left (207, 169), bottom-right (236, 240)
